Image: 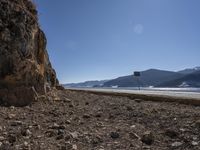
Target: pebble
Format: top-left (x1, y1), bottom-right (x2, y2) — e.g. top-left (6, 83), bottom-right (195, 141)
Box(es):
top-left (171, 142), bottom-right (183, 147)
top-left (8, 114), bottom-right (16, 119)
top-left (51, 123), bottom-right (66, 129)
top-left (70, 132), bottom-right (79, 139)
top-left (95, 113), bottom-right (102, 118)
top-left (83, 114), bottom-right (91, 119)
top-left (192, 141), bottom-right (198, 146)
top-left (110, 132), bottom-right (120, 139)
top-left (130, 125), bottom-right (136, 128)
top-left (72, 144), bottom-right (77, 150)
top-left (141, 131), bottom-right (154, 145)
top-left (65, 120), bottom-right (71, 124)
top-left (24, 141), bottom-right (28, 146)
top-left (165, 129), bottom-right (178, 138)
top-left (8, 134), bottom-right (17, 143)
top-left (134, 99), bottom-right (142, 103)
top-left (63, 98), bottom-right (71, 103)
top-left (56, 134), bottom-right (64, 140)
top-left (58, 129), bottom-right (65, 135)
top-left (10, 120), bottom-right (23, 126)
top-left (129, 132), bottom-right (140, 139)
top-left (21, 129), bottom-right (32, 136)
top-left (126, 106), bottom-right (133, 111)
top-left (10, 106), bottom-right (15, 110)
top-left (195, 120), bottom-right (200, 128)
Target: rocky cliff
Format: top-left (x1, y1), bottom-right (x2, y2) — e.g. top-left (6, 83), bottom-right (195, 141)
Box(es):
top-left (0, 0), bottom-right (58, 106)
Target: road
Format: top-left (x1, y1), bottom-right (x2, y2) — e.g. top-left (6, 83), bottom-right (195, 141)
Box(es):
top-left (66, 87), bottom-right (200, 102)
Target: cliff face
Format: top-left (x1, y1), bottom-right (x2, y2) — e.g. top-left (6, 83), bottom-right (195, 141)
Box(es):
top-left (0, 0), bottom-right (58, 106)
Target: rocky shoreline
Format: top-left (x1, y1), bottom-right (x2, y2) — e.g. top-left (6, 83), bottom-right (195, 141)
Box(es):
top-left (1, 89), bottom-right (200, 150)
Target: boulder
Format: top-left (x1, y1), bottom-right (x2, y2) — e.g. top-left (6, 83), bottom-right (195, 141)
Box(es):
top-left (0, 0), bottom-right (58, 106)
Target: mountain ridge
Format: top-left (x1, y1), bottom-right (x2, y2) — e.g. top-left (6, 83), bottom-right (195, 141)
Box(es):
top-left (64, 67), bottom-right (200, 88)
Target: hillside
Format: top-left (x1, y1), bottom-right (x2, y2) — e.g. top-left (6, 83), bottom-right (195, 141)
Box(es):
top-left (157, 71), bottom-right (200, 87)
top-left (64, 80), bottom-right (109, 88)
top-left (178, 67), bottom-right (200, 75)
top-left (103, 69), bottom-right (183, 87)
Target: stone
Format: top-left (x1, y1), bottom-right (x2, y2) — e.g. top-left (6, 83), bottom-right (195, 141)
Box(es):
top-left (65, 120), bottom-right (71, 124)
top-left (191, 141), bottom-right (198, 146)
top-left (70, 132), bottom-right (79, 139)
top-left (10, 120), bottom-right (23, 126)
top-left (50, 123), bottom-right (66, 130)
top-left (83, 114), bottom-right (91, 119)
top-left (45, 130), bottom-right (57, 137)
top-left (141, 131), bottom-right (154, 145)
top-left (126, 106), bottom-right (133, 111)
top-left (0, 136), bottom-right (5, 141)
top-left (24, 141), bottom-right (28, 146)
top-left (129, 132), bottom-right (140, 139)
top-left (195, 120), bottom-right (200, 128)
top-left (164, 129), bottom-right (179, 138)
top-left (58, 129), bottom-right (65, 135)
top-left (171, 142), bottom-right (183, 147)
top-left (95, 113), bottom-right (102, 118)
top-left (130, 125), bottom-right (136, 128)
top-left (110, 132), bottom-right (120, 139)
top-left (21, 129), bottom-right (32, 137)
top-left (134, 99), bottom-right (142, 103)
top-left (64, 134), bottom-right (71, 141)
top-left (56, 134), bottom-right (64, 140)
top-left (8, 114), bottom-right (16, 119)
top-left (63, 143), bottom-right (73, 149)
top-left (91, 135), bottom-right (103, 145)
top-left (72, 144), bottom-right (77, 150)
top-left (63, 98), bottom-right (71, 103)
top-left (8, 134), bottom-right (17, 143)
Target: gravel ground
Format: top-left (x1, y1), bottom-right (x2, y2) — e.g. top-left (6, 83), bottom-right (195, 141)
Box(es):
top-left (0, 89), bottom-right (200, 150)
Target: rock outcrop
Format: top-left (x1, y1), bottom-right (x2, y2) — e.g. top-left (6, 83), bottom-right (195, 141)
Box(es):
top-left (0, 0), bottom-right (58, 106)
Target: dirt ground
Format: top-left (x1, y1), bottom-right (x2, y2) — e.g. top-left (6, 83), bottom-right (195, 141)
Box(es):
top-left (0, 89), bottom-right (200, 150)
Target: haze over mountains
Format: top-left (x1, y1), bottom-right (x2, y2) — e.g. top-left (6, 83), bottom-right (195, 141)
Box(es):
top-left (64, 67), bottom-right (200, 88)
top-left (64, 80), bottom-right (109, 88)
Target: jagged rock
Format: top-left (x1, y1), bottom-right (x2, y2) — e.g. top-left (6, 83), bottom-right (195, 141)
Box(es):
top-left (0, 0), bottom-right (58, 106)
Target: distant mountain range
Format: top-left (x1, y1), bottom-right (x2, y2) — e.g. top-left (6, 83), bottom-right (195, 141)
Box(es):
top-left (178, 67), bottom-right (200, 74)
top-left (64, 80), bottom-right (109, 88)
top-left (158, 70), bottom-right (200, 87)
top-left (103, 69), bottom-right (183, 87)
top-left (63, 66), bottom-right (200, 88)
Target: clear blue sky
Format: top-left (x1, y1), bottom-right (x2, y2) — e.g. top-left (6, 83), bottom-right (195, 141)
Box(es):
top-left (34, 0), bottom-right (200, 83)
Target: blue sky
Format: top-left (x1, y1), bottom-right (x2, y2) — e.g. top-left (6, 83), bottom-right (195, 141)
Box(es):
top-left (34, 0), bottom-right (200, 83)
